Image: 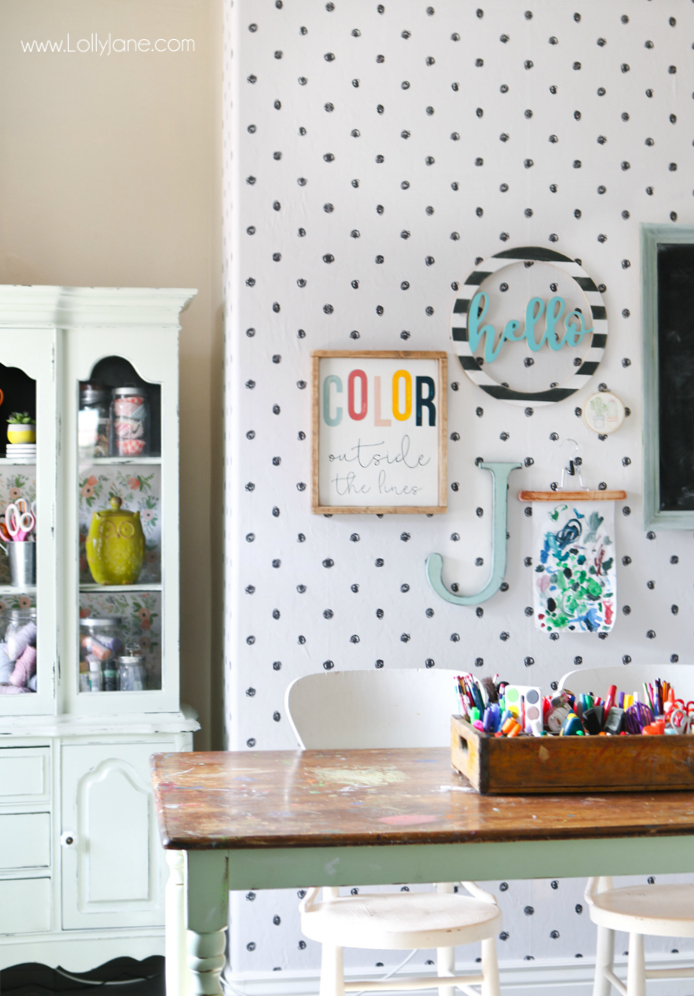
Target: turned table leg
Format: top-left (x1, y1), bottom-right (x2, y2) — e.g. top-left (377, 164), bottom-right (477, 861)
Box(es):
top-left (185, 851), bottom-right (230, 996)
top-left (166, 850), bottom-right (192, 996)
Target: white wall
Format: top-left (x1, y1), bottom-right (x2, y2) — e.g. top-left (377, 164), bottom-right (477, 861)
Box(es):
top-left (224, 0), bottom-right (694, 983)
top-left (0, 0), bottom-right (223, 748)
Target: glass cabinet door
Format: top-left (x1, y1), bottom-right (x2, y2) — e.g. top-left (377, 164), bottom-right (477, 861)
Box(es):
top-left (0, 329), bottom-right (58, 715)
top-left (66, 330), bottom-right (179, 714)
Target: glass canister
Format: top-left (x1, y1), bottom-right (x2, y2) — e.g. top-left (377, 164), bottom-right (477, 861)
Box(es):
top-left (0, 608), bottom-right (37, 693)
top-left (79, 616), bottom-right (123, 692)
top-left (111, 386), bottom-right (150, 457)
top-left (78, 383), bottom-right (111, 459)
top-left (116, 650), bottom-right (147, 691)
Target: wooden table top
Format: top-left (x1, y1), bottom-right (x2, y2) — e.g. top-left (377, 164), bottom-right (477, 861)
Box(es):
top-left (151, 748), bottom-right (694, 851)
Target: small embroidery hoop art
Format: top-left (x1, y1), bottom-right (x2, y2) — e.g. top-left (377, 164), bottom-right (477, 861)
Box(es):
top-left (583, 391), bottom-right (626, 435)
top-left (451, 247), bottom-right (608, 406)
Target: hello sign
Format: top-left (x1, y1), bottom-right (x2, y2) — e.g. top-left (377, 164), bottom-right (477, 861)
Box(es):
top-left (452, 247), bottom-right (608, 405)
top-left (312, 351), bottom-right (447, 513)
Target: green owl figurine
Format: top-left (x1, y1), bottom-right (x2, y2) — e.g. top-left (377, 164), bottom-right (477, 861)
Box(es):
top-left (86, 496), bottom-right (145, 585)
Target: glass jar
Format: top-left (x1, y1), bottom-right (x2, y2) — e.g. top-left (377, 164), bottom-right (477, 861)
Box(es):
top-left (0, 608), bottom-right (37, 693)
top-left (79, 383), bottom-right (111, 459)
top-left (79, 616), bottom-right (123, 692)
top-left (116, 651), bottom-right (147, 691)
top-left (80, 617), bottom-right (122, 659)
top-left (111, 386), bottom-right (150, 457)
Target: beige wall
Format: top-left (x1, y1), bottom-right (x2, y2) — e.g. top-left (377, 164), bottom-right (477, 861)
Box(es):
top-left (0, 0), bottom-right (223, 748)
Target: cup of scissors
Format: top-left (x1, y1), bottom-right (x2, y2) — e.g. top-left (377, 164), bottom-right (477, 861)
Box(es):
top-left (667, 701), bottom-right (694, 735)
top-left (0, 501), bottom-right (37, 587)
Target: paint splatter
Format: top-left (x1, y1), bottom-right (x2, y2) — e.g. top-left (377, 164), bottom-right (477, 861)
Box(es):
top-left (534, 501), bottom-right (616, 633)
top-left (378, 813), bottom-right (438, 825)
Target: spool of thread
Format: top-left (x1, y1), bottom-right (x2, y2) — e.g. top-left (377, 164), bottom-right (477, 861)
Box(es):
top-left (7, 620), bottom-right (37, 662)
top-left (10, 644), bottom-right (37, 687)
top-left (80, 634), bottom-right (112, 661)
top-left (0, 643), bottom-right (13, 684)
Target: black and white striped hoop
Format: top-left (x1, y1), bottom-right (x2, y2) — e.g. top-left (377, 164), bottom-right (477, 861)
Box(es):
top-left (451, 246), bottom-right (607, 406)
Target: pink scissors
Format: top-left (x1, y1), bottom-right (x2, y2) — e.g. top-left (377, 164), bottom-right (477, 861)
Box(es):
top-left (5, 501), bottom-right (36, 542)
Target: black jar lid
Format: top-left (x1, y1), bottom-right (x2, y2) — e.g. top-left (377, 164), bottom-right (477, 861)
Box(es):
top-left (80, 383), bottom-right (110, 405)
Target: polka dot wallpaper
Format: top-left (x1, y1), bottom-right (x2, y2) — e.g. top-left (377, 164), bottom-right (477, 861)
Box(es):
top-left (223, 0), bottom-right (694, 983)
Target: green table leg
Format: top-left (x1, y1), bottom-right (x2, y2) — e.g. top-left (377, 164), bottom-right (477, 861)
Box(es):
top-left (185, 851), bottom-right (229, 996)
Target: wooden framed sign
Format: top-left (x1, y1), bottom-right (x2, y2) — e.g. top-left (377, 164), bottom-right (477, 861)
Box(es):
top-left (311, 351), bottom-right (447, 514)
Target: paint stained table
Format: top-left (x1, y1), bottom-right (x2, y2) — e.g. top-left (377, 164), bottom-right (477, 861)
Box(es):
top-left (152, 748), bottom-right (694, 995)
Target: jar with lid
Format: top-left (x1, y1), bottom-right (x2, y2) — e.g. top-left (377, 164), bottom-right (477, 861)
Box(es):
top-left (79, 383), bottom-right (111, 459)
top-left (0, 608), bottom-right (37, 693)
top-left (79, 617), bottom-right (122, 692)
top-left (110, 386), bottom-right (150, 457)
top-left (116, 650), bottom-right (147, 691)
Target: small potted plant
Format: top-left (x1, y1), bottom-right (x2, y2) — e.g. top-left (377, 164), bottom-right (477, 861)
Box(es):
top-left (7, 412), bottom-right (36, 445)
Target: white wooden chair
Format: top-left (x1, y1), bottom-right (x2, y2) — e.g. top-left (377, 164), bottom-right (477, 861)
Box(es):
top-left (560, 665), bottom-right (694, 996)
top-left (284, 669), bottom-right (502, 996)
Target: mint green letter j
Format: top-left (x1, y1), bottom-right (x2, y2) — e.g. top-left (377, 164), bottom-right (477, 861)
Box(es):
top-left (426, 462), bottom-right (521, 606)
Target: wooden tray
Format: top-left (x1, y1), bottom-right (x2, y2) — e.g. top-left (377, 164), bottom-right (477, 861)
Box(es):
top-left (451, 715), bottom-right (694, 794)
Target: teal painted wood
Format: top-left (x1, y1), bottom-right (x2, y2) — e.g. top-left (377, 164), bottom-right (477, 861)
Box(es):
top-left (642, 223), bottom-right (694, 529)
top-left (425, 462), bottom-right (521, 605)
top-left (186, 850), bottom-right (230, 933)
top-left (193, 835), bottom-right (694, 892)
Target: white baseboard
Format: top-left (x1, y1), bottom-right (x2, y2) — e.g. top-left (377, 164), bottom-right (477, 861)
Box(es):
top-left (224, 958), bottom-right (694, 996)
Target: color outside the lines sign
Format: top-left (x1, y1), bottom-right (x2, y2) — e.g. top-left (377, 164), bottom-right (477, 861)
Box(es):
top-left (311, 351), bottom-right (447, 514)
top-left (451, 247), bottom-right (608, 406)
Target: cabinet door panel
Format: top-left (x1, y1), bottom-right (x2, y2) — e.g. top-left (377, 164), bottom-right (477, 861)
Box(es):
top-left (61, 741), bottom-right (174, 929)
top-left (0, 328), bottom-right (58, 716)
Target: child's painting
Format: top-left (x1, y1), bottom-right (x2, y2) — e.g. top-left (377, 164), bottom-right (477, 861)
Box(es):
top-left (533, 501), bottom-right (616, 634)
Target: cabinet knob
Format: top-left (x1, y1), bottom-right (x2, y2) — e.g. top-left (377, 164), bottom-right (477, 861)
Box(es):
top-left (61, 831), bottom-right (77, 847)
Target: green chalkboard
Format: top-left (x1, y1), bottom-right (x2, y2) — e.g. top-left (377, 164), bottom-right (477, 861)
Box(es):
top-left (643, 224), bottom-right (694, 529)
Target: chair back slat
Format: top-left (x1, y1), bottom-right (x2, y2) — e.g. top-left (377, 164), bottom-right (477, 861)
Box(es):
top-left (285, 669), bottom-right (460, 749)
top-left (559, 665), bottom-right (694, 702)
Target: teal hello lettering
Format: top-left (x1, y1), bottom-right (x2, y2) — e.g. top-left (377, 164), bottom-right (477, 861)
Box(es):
top-left (467, 291), bottom-right (593, 364)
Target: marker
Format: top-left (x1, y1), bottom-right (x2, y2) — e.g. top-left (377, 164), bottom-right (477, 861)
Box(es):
top-left (602, 685), bottom-right (617, 726)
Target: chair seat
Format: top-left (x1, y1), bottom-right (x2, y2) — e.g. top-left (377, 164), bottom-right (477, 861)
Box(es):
top-left (590, 884), bottom-right (694, 937)
top-left (301, 892), bottom-right (502, 950)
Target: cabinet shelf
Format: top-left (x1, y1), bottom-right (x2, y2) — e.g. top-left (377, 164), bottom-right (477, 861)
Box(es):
top-left (79, 456), bottom-right (162, 466)
top-left (79, 583), bottom-right (162, 593)
top-left (0, 458), bottom-right (36, 466)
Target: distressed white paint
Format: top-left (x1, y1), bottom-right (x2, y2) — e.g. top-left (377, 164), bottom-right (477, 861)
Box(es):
top-left (0, 287), bottom-right (198, 969)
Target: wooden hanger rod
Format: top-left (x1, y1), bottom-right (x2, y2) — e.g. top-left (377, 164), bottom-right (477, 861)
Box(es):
top-left (518, 490), bottom-right (627, 502)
